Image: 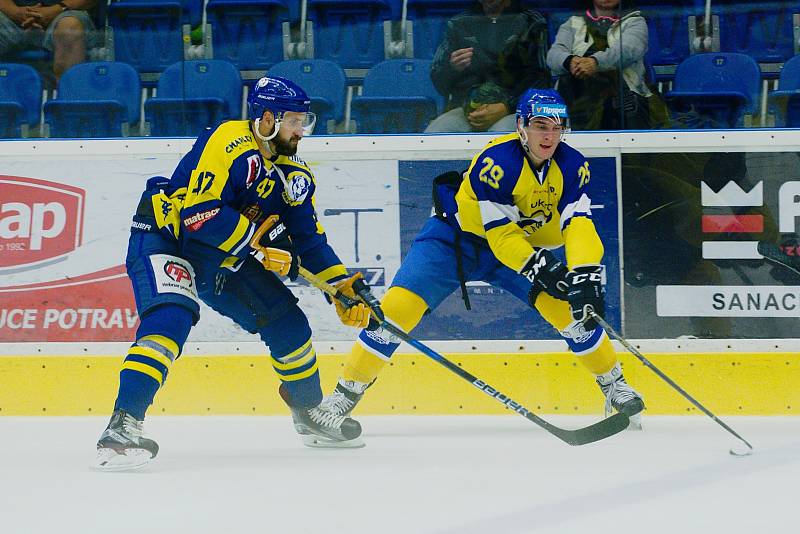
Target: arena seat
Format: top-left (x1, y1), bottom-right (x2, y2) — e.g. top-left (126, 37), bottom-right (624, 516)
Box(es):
top-left (44, 61), bottom-right (141, 138)
top-left (350, 59), bottom-right (443, 133)
top-left (267, 60), bottom-right (346, 134)
top-left (665, 52), bottom-right (761, 128)
top-left (145, 60), bottom-right (243, 137)
top-left (0, 64), bottom-right (42, 138)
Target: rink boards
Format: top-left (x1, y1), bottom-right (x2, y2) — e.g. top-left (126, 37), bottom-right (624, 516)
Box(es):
top-left (0, 131), bottom-right (798, 416)
top-left (0, 341), bottom-right (797, 416)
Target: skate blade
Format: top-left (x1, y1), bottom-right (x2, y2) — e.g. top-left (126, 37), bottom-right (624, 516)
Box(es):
top-left (626, 413), bottom-right (643, 431)
top-left (93, 447), bottom-right (153, 471)
top-left (300, 434), bottom-right (365, 449)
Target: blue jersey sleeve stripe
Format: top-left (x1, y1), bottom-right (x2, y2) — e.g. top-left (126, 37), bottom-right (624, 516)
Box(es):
top-left (484, 217), bottom-right (512, 233)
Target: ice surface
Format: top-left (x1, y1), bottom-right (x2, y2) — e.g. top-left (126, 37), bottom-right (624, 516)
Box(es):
top-left (1, 416), bottom-right (797, 534)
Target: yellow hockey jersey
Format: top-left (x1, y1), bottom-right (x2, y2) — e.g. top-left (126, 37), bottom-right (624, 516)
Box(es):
top-left (452, 132), bottom-right (604, 270)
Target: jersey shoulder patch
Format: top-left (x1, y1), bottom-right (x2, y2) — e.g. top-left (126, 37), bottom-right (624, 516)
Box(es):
top-left (553, 142), bottom-right (589, 189)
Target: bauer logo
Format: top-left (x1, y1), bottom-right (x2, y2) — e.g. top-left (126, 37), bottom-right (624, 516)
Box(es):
top-left (0, 176), bottom-right (85, 270)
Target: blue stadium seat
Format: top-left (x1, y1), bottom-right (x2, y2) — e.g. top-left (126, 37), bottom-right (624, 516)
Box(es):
top-left (717, 1), bottom-right (800, 64)
top-left (638, 1), bottom-right (695, 75)
top-left (0, 64), bottom-right (42, 138)
top-left (44, 62), bottom-right (141, 138)
top-left (108, 0), bottom-right (186, 73)
top-left (267, 60), bottom-right (346, 134)
top-left (350, 59), bottom-right (443, 133)
top-left (406, 0), bottom-right (473, 60)
top-left (769, 55), bottom-right (800, 127)
top-left (307, 0), bottom-right (391, 70)
top-left (145, 60), bottom-right (243, 137)
top-left (665, 53), bottom-right (761, 128)
top-left (206, 0), bottom-right (289, 72)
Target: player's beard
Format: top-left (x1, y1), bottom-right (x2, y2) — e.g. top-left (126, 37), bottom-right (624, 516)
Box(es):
top-left (273, 134), bottom-right (300, 156)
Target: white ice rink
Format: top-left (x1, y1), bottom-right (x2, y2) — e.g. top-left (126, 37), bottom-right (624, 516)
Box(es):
top-left (1, 415), bottom-right (798, 534)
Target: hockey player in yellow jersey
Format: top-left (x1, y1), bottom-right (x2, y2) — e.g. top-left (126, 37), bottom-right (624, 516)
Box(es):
top-left (321, 88), bottom-right (644, 430)
top-left (95, 77), bottom-right (376, 470)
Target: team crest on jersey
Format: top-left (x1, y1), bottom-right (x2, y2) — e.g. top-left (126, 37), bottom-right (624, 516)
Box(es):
top-left (282, 171), bottom-right (310, 205)
top-left (518, 209), bottom-right (553, 235)
top-left (245, 154), bottom-right (261, 188)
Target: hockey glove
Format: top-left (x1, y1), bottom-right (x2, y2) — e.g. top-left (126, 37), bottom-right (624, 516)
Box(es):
top-left (522, 248), bottom-right (570, 306)
top-left (565, 265), bottom-right (606, 330)
top-left (249, 215), bottom-right (300, 281)
top-left (332, 273), bottom-right (372, 328)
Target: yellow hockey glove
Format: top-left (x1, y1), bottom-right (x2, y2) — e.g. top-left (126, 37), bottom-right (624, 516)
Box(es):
top-left (333, 273), bottom-right (371, 328)
top-left (249, 215), bottom-right (299, 280)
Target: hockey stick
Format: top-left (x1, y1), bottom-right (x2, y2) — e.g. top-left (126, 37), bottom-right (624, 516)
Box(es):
top-left (757, 241), bottom-right (800, 277)
top-left (298, 266), bottom-right (630, 446)
top-left (589, 312), bottom-right (755, 456)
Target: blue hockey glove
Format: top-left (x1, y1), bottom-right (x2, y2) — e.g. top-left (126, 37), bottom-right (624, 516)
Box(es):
top-left (565, 265), bottom-right (606, 330)
top-left (523, 248), bottom-right (570, 306)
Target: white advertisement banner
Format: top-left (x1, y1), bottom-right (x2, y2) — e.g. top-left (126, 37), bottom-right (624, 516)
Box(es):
top-left (656, 285), bottom-right (800, 317)
top-left (0, 154), bottom-right (400, 342)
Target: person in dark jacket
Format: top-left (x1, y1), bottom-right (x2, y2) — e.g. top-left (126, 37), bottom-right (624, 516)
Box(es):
top-left (425, 0), bottom-right (550, 133)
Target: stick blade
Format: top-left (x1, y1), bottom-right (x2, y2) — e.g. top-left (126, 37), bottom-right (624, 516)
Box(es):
top-left (548, 413), bottom-right (631, 446)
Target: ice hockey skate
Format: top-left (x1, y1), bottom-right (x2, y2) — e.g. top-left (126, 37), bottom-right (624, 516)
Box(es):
top-left (94, 410), bottom-right (159, 471)
top-left (280, 384), bottom-right (364, 448)
top-left (319, 379), bottom-right (371, 417)
top-left (596, 363), bottom-right (645, 430)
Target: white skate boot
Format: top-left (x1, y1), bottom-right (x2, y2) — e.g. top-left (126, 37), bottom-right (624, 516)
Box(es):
top-left (596, 363), bottom-right (645, 430)
top-left (319, 378), bottom-right (371, 417)
top-left (94, 410), bottom-right (159, 471)
top-left (280, 384), bottom-right (364, 448)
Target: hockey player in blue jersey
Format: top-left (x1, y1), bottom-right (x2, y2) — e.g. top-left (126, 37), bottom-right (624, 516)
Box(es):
top-left (321, 88), bottom-right (644, 432)
top-left (95, 76), bottom-right (376, 470)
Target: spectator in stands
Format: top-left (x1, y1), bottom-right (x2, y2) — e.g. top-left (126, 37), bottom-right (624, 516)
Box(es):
top-left (547, 0), bottom-right (667, 130)
top-left (0, 0), bottom-right (96, 82)
top-left (425, 0), bottom-right (550, 133)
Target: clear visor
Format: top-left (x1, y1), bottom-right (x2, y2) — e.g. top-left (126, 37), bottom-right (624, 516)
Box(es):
top-left (518, 115), bottom-right (570, 140)
top-left (280, 111), bottom-right (317, 135)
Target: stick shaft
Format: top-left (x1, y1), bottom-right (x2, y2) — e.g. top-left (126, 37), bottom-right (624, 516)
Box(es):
top-left (298, 267), bottom-right (630, 446)
top-left (591, 313), bottom-right (753, 451)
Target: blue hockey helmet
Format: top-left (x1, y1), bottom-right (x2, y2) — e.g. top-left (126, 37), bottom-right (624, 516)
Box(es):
top-left (248, 76), bottom-right (315, 137)
top-left (516, 88), bottom-right (570, 131)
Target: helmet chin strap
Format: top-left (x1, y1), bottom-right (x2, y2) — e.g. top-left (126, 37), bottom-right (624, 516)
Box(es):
top-left (517, 119), bottom-right (537, 161)
top-left (253, 117), bottom-right (282, 144)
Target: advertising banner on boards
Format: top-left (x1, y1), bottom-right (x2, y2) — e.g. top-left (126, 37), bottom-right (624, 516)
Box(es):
top-left (0, 150), bottom-right (620, 343)
top-left (621, 151), bottom-right (800, 338)
top-left (0, 158), bottom-right (400, 342)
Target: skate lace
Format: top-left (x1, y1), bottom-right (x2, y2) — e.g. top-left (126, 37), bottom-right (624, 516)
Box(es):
top-left (320, 391), bottom-right (356, 417)
top-left (602, 379), bottom-right (638, 413)
top-left (121, 414), bottom-right (143, 438)
top-left (308, 407), bottom-right (346, 429)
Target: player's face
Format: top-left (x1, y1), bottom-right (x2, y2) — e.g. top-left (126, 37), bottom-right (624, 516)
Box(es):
top-left (520, 118), bottom-right (563, 164)
top-left (273, 111), bottom-right (308, 156)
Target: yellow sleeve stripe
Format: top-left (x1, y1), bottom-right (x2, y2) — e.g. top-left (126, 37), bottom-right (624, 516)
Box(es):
top-left (139, 334), bottom-right (179, 358)
top-left (485, 223), bottom-right (536, 272)
top-left (121, 361), bottom-right (164, 384)
top-left (563, 217), bottom-right (604, 267)
top-left (219, 215), bottom-right (252, 253)
top-left (128, 346), bottom-right (173, 369)
top-left (276, 361), bottom-right (320, 382)
top-left (316, 265), bottom-right (348, 284)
